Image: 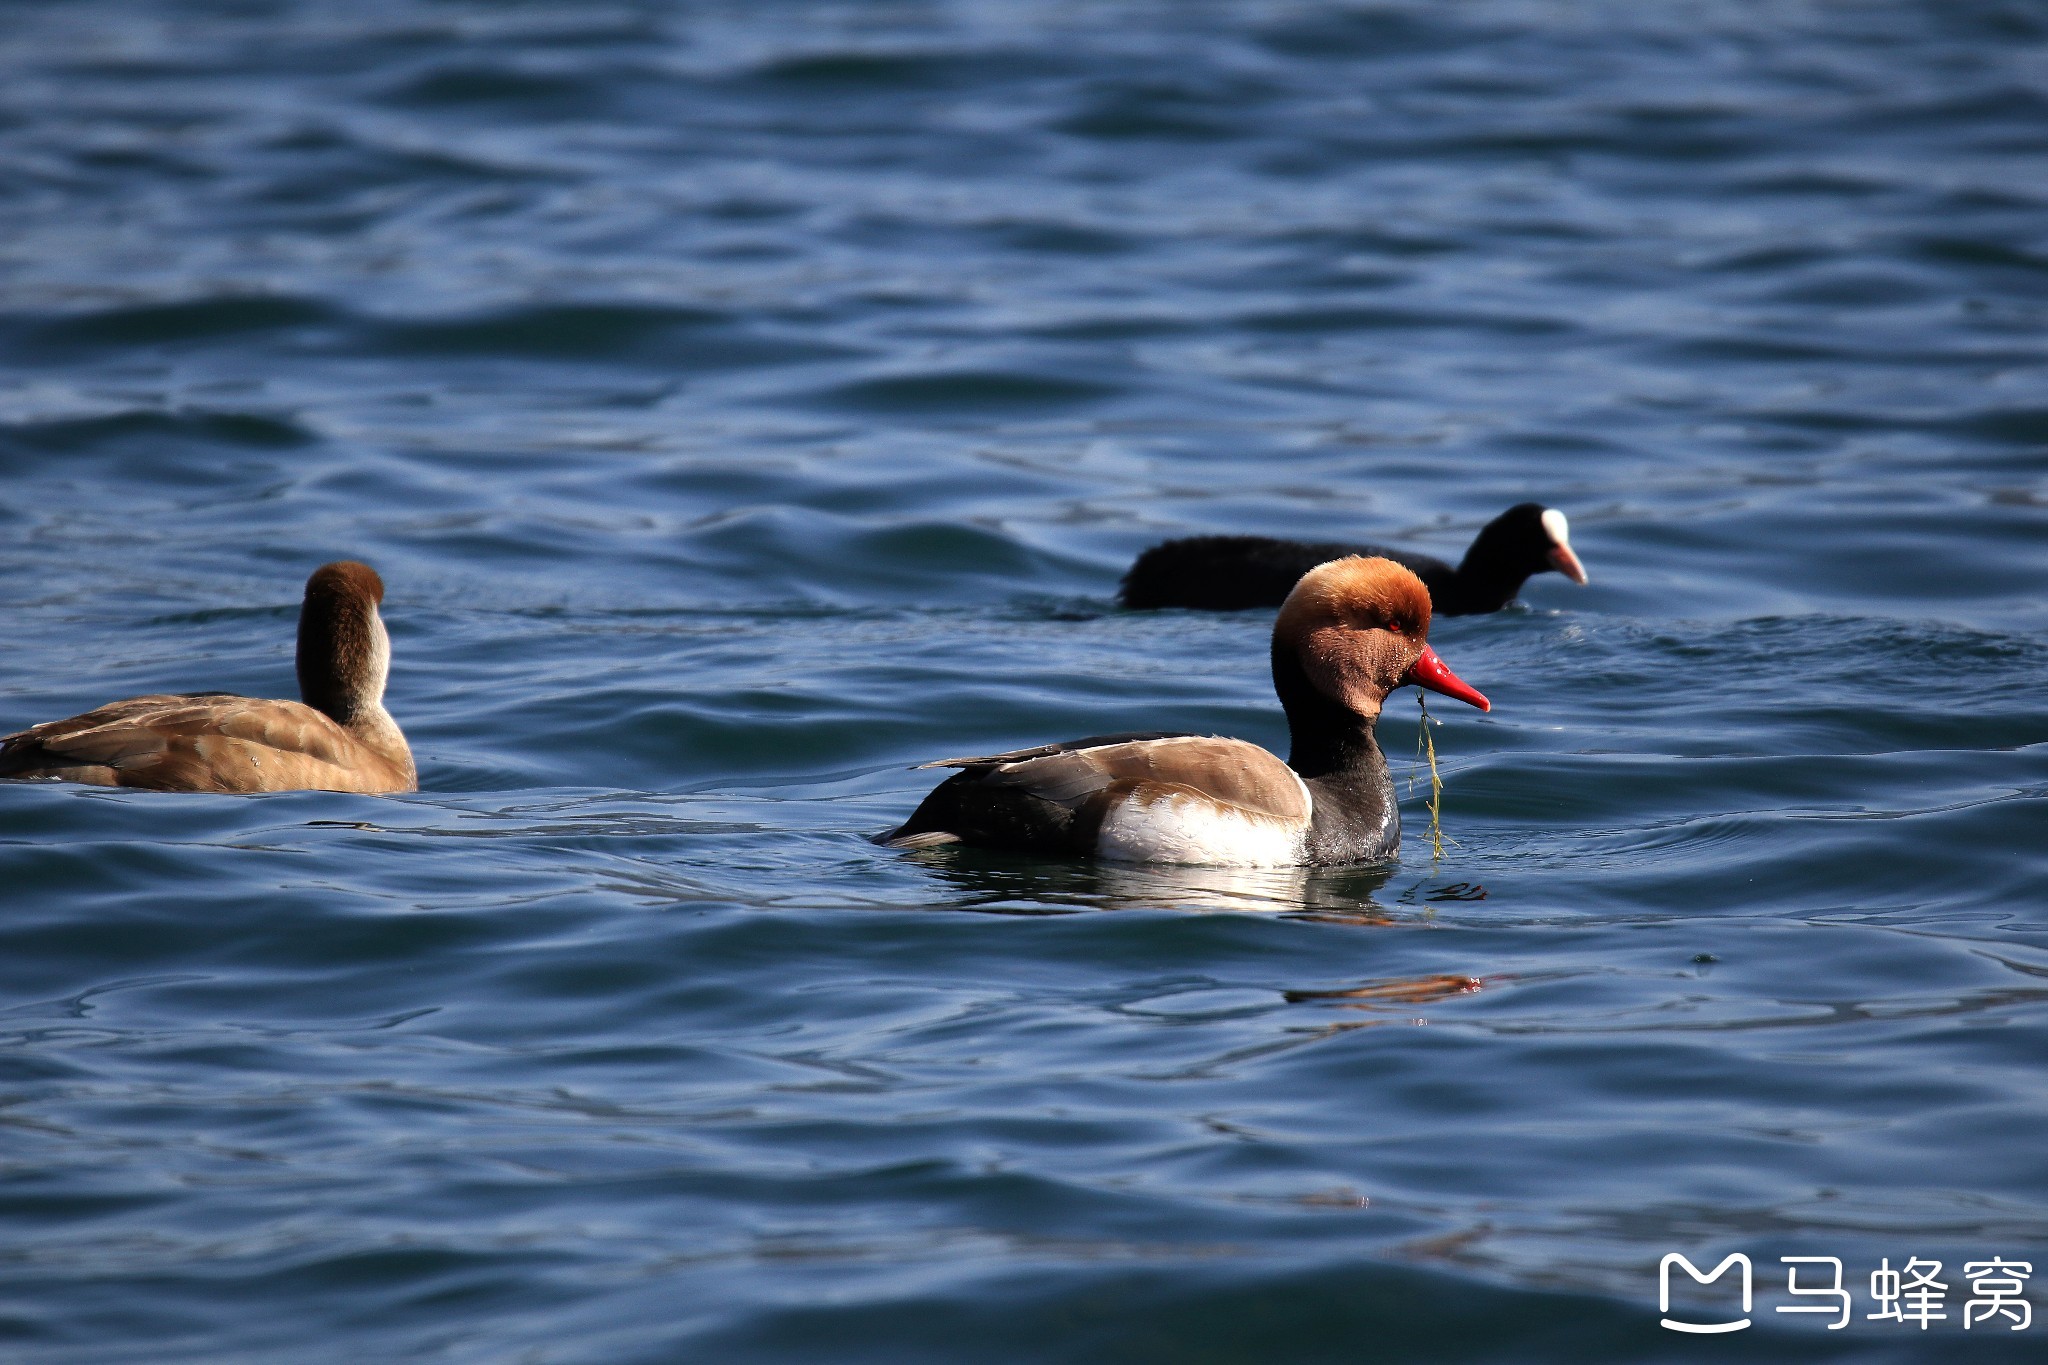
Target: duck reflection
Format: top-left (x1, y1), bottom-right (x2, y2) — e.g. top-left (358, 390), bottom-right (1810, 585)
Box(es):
top-left (900, 847), bottom-right (1490, 1054)
top-left (900, 843), bottom-right (1399, 918)
top-left (1285, 973), bottom-right (1484, 1008)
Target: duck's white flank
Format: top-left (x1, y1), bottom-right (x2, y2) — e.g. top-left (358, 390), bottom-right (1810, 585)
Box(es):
top-left (1095, 782), bottom-right (1310, 867)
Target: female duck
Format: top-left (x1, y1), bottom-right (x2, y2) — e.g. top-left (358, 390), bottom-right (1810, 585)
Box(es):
top-left (887, 556), bottom-right (1488, 866)
top-left (1119, 502), bottom-right (1587, 614)
top-left (0, 561), bottom-right (416, 794)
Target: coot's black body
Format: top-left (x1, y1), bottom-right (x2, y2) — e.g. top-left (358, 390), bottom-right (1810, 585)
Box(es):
top-left (1119, 502), bottom-right (1585, 615)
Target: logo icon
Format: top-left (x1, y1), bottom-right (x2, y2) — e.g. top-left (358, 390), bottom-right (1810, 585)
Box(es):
top-left (1661, 1253), bottom-right (1753, 1334)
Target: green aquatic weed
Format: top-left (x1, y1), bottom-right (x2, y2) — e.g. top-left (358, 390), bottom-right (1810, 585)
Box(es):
top-left (1414, 693), bottom-right (1447, 863)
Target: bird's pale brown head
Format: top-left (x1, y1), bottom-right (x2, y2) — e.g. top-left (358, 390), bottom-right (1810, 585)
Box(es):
top-left (305, 560), bottom-right (385, 606)
top-left (1275, 556), bottom-right (1490, 718)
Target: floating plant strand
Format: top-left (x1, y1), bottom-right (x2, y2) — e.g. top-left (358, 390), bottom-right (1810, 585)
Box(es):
top-left (1417, 692), bottom-right (1446, 861)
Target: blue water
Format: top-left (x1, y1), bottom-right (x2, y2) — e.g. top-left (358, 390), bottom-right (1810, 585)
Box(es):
top-left (3, 2), bottom-right (2046, 1361)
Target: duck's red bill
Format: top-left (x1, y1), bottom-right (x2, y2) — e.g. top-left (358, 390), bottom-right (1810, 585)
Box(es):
top-left (1407, 646), bottom-right (1490, 712)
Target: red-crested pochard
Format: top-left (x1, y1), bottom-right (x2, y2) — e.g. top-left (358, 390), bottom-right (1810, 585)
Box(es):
top-left (1119, 502), bottom-right (1588, 614)
top-left (886, 555), bottom-right (1488, 866)
top-left (0, 561), bottom-right (416, 794)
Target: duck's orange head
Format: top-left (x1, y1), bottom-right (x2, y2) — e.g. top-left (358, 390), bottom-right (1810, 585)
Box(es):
top-left (1274, 556), bottom-right (1489, 718)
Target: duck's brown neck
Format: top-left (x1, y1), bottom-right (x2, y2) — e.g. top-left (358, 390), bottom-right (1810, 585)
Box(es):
top-left (299, 600), bottom-right (414, 784)
top-left (299, 589), bottom-right (397, 732)
top-left (298, 589), bottom-right (378, 718)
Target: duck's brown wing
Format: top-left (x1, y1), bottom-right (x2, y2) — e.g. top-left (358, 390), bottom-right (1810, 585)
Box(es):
top-left (932, 734), bottom-right (1309, 820)
top-left (917, 731), bottom-right (1185, 772)
top-left (0, 693), bottom-right (404, 793)
top-left (886, 733), bottom-right (1308, 853)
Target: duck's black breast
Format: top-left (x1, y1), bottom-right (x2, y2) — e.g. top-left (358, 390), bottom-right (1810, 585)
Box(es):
top-left (1300, 764), bottom-right (1401, 865)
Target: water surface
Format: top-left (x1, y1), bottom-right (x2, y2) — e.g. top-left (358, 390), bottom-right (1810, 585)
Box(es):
top-left (2, 2), bottom-right (2046, 1361)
